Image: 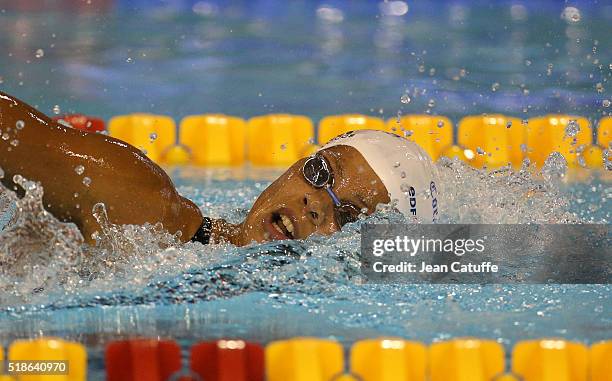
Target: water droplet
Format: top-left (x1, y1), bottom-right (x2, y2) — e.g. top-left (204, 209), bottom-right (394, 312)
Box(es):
top-left (74, 165), bottom-right (85, 175)
top-left (393, 161), bottom-right (401, 168)
top-left (10, 139), bottom-right (19, 147)
top-left (565, 120), bottom-right (580, 138)
top-left (437, 120), bottom-right (444, 128)
top-left (57, 119), bottom-right (72, 128)
top-left (561, 6), bottom-right (581, 23)
top-left (74, 192), bottom-right (79, 198)
top-left (541, 152), bottom-right (567, 181)
top-left (52, 105), bottom-right (61, 115)
top-left (82, 177), bottom-right (92, 187)
top-left (524, 59), bottom-right (532, 66)
top-left (603, 99), bottom-right (611, 108)
top-left (491, 82), bottom-right (500, 92)
top-left (546, 63), bottom-right (553, 76)
top-left (35, 48), bottom-right (44, 58)
top-left (15, 120), bottom-right (25, 130)
top-left (92, 202), bottom-right (107, 223)
top-left (429, 68), bottom-right (436, 76)
top-left (400, 171), bottom-right (406, 178)
top-left (2, 133), bottom-right (9, 141)
top-left (126, 57), bottom-right (133, 63)
top-left (427, 99), bottom-right (436, 107)
top-left (596, 83), bottom-right (604, 93)
top-left (506, 121), bottom-right (513, 128)
top-left (604, 149), bottom-right (611, 171)
top-left (280, 143), bottom-right (287, 150)
top-left (476, 147), bottom-right (485, 155)
top-left (149, 132), bottom-right (157, 142)
top-left (400, 94), bottom-right (411, 104)
top-left (0, 167), bottom-right (4, 179)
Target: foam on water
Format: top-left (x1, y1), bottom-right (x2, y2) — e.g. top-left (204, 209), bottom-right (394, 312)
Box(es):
top-left (0, 156), bottom-right (604, 308)
top-left (0, 164), bottom-right (609, 375)
top-left (0, 157), bottom-right (609, 375)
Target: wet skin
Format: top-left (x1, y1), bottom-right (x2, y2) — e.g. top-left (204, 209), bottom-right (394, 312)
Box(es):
top-left (233, 145), bottom-right (390, 246)
top-left (0, 91), bottom-right (389, 246)
top-left (0, 91), bottom-right (203, 244)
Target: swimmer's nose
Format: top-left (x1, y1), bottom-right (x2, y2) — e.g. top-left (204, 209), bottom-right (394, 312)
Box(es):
top-left (302, 192), bottom-right (332, 227)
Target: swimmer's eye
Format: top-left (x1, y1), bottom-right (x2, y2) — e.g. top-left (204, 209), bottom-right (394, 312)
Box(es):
top-left (334, 203), bottom-right (360, 227)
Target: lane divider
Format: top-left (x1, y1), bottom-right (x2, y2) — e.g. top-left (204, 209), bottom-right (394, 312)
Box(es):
top-left (318, 114), bottom-right (386, 145)
top-left (458, 114), bottom-right (525, 169)
top-left (190, 340), bottom-right (264, 381)
top-left (389, 115), bottom-right (453, 161)
top-left (0, 337), bottom-right (609, 380)
top-left (591, 340), bottom-right (612, 381)
top-left (597, 117), bottom-right (611, 149)
top-left (180, 114), bottom-right (246, 166)
top-left (108, 113), bottom-right (176, 164)
top-left (247, 114), bottom-right (316, 167)
top-left (7, 337), bottom-right (86, 381)
top-left (105, 338), bottom-right (182, 381)
top-left (53, 114), bottom-right (105, 133)
top-left (527, 115), bottom-right (593, 168)
top-left (351, 338), bottom-right (426, 381)
top-left (50, 112), bottom-right (609, 170)
top-left (512, 339), bottom-right (588, 381)
top-left (430, 339), bottom-right (505, 381)
top-left (265, 337), bottom-right (344, 381)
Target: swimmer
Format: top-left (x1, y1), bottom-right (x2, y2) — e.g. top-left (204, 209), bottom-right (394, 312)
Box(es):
top-left (0, 91), bottom-right (439, 246)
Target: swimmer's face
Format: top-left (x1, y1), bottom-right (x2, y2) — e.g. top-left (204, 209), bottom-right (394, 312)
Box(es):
top-left (236, 145), bottom-right (390, 244)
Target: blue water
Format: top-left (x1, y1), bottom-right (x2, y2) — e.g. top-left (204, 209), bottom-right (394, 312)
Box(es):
top-left (0, 1), bottom-right (610, 124)
top-left (1, 165), bottom-right (610, 379)
top-left (0, 1), bottom-right (610, 379)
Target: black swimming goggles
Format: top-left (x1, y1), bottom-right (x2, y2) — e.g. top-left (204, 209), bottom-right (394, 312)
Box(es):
top-left (301, 154), bottom-right (361, 226)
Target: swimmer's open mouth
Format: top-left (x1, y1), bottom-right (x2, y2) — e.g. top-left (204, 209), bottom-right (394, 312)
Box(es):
top-left (264, 208), bottom-right (296, 240)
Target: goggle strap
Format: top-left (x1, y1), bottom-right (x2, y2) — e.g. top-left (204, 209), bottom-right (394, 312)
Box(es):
top-left (325, 186), bottom-right (342, 207)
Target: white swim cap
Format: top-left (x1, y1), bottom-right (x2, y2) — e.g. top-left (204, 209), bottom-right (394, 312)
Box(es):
top-left (320, 130), bottom-right (440, 222)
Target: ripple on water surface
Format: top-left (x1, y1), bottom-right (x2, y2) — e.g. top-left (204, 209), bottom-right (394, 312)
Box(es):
top-left (0, 160), bottom-right (609, 349)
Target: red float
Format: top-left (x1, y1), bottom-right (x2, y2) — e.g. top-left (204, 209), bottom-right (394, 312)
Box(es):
top-left (53, 114), bottom-right (105, 132)
top-left (190, 340), bottom-right (265, 381)
top-left (105, 339), bottom-right (182, 381)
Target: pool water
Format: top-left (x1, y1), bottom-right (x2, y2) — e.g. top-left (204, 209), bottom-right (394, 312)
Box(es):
top-left (0, 160), bottom-right (609, 379)
top-left (0, 1), bottom-right (610, 122)
top-left (0, 1), bottom-right (610, 379)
